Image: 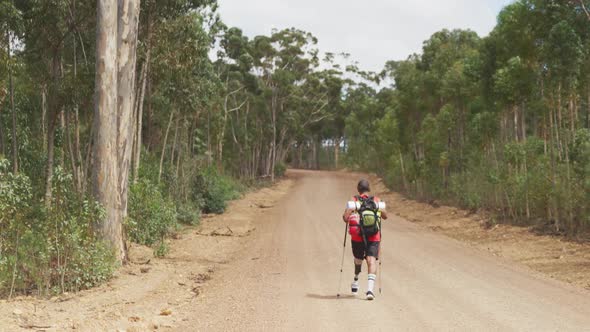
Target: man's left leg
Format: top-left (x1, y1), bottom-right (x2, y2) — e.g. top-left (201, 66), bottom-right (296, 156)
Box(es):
top-left (351, 241), bottom-right (364, 294)
top-left (365, 242), bottom-right (379, 300)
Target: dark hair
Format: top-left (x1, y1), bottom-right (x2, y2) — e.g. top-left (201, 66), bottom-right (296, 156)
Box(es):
top-left (357, 179), bottom-right (370, 193)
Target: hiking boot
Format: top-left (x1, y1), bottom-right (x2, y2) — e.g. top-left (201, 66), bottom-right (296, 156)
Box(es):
top-left (351, 280), bottom-right (359, 294)
top-left (366, 291), bottom-right (375, 301)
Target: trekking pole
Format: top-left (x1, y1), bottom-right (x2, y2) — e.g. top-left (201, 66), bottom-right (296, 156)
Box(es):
top-left (379, 230), bottom-right (383, 295)
top-left (379, 247), bottom-right (383, 294)
top-left (336, 221), bottom-right (348, 298)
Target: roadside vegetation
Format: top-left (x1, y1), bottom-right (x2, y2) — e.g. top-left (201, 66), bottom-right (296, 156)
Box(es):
top-left (0, 0), bottom-right (334, 297)
top-left (344, 1), bottom-right (590, 238)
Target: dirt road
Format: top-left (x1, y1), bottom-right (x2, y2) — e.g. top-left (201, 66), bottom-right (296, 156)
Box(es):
top-left (3, 170), bottom-right (590, 331)
top-left (181, 170), bottom-right (590, 331)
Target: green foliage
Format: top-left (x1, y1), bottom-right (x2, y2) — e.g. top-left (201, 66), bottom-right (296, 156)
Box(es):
top-left (128, 180), bottom-right (178, 246)
top-left (0, 158), bottom-right (31, 218)
top-left (176, 204), bottom-right (201, 226)
top-left (153, 241), bottom-right (170, 258)
top-left (192, 168), bottom-right (243, 214)
top-left (344, 1), bottom-right (590, 235)
top-left (0, 161), bottom-right (115, 296)
top-left (274, 162), bottom-right (287, 178)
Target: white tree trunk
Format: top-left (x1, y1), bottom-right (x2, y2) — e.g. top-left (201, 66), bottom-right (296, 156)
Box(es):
top-left (94, 0), bottom-right (124, 261)
top-left (159, 111), bottom-right (174, 183)
top-left (133, 58), bottom-right (148, 183)
top-left (7, 30), bottom-right (18, 173)
top-left (116, 0), bottom-right (140, 260)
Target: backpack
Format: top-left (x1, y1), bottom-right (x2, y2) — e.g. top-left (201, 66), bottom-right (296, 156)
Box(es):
top-left (355, 195), bottom-right (381, 238)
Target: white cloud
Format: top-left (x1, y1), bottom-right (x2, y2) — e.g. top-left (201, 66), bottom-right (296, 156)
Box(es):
top-left (217, 0), bottom-right (513, 72)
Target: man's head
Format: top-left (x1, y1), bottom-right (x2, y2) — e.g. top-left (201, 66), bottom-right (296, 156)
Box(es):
top-left (357, 179), bottom-right (370, 194)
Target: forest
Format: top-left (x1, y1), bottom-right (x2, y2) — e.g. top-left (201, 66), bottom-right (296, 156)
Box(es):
top-left (1, 0), bottom-right (589, 297)
top-left (346, 0), bottom-right (590, 238)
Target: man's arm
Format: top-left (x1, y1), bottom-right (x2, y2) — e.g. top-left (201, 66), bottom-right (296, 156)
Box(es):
top-left (343, 197), bottom-right (356, 222)
top-left (343, 208), bottom-right (354, 222)
top-left (377, 197), bottom-right (388, 220)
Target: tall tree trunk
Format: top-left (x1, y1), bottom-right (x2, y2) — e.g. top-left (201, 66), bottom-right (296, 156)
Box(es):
top-left (41, 85), bottom-right (47, 152)
top-left (7, 30), bottom-right (18, 173)
top-left (207, 108), bottom-right (212, 167)
top-left (334, 136), bottom-right (341, 169)
top-left (65, 108), bottom-right (79, 190)
top-left (45, 116), bottom-right (58, 208)
top-left (83, 124), bottom-right (93, 194)
top-left (66, 39), bottom-right (81, 192)
top-left (158, 111), bottom-right (174, 183)
top-left (171, 114), bottom-right (179, 170)
top-left (93, 0), bottom-right (125, 262)
top-left (115, 0), bottom-right (141, 261)
top-left (175, 121), bottom-right (182, 181)
top-left (45, 54), bottom-right (60, 208)
top-left (297, 143), bottom-right (303, 168)
top-left (74, 103), bottom-right (83, 192)
top-left (133, 53), bottom-right (149, 183)
top-left (399, 151), bottom-right (407, 191)
top-left (549, 109), bottom-right (560, 232)
top-left (270, 93), bottom-right (277, 181)
top-left (521, 102), bottom-right (527, 141)
top-left (59, 109), bottom-right (66, 169)
top-left (557, 84), bottom-right (564, 161)
top-left (569, 94), bottom-right (576, 133)
top-left (72, 12), bottom-right (84, 193)
top-left (514, 105), bottom-right (519, 142)
top-left (133, 1), bottom-right (151, 183)
top-left (521, 102), bottom-right (530, 219)
top-left (145, 67), bottom-right (153, 152)
top-left (0, 97), bottom-right (4, 156)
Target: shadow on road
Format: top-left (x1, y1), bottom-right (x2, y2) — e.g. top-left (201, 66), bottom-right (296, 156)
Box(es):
top-left (305, 293), bottom-right (356, 300)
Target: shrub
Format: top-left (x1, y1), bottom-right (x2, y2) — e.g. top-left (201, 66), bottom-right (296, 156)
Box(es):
top-left (192, 168), bottom-right (243, 214)
top-left (176, 204), bottom-right (201, 226)
top-left (0, 162), bottom-right (116, 296)
top-left (274, 162), bottom-right (287, 178)
top-left (127, 180), bottom-right (177, 246)
top-left (153, 241), bottom-right (170, 258)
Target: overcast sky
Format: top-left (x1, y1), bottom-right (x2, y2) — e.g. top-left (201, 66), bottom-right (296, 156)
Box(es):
top-left (217, 0), bottom-right (514, 72)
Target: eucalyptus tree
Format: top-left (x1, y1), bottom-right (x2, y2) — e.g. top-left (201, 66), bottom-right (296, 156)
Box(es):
top-left (0, 0), bottom-right (22, 173)
top-left (93, 0), bottom-right (141, 262)
top-left (247, 28), bottom-right (330, 180)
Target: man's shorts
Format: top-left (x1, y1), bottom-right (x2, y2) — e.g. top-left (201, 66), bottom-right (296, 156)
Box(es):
top-left (351, 240), bottom-right (380, 260)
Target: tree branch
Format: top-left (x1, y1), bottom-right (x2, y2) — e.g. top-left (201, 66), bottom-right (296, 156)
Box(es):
top-left (302, 100), bottom-right (330, 128)
top-left (224, 86), bottom-right (245, 113)
top-left (577, 0), bottom-right (590, 20)
top-left (227, 99), bottom-right (248, 113)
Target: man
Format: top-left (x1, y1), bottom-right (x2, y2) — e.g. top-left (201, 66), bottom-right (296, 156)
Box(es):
top-left (342, 179), bottom-right (388, 300)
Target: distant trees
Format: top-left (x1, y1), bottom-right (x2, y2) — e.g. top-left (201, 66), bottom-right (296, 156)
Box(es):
top-left (345, 0), bottom-right (590, 236)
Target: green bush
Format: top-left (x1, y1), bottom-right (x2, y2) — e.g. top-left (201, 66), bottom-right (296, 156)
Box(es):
top-left (127, 180), bottom-right (178, 246)
top-left (68, 239), bottom-right (116, 291)
top-left (153, 241), bottom-right (170, 258)
top-left (192, 168), bottom-right (243, 214)
top-left (0, 162), bottom-right (116, 296)
top-left (176, 204), bottom-right (201, 226)
top-left (274, 162), bottom-right (287, 177)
